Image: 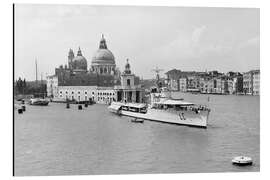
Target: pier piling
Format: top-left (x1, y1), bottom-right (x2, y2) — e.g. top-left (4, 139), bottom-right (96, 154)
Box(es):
top-left (78, 105), bottom-right (82, 110)
top-left (18, 109), bottom-right (23, 114)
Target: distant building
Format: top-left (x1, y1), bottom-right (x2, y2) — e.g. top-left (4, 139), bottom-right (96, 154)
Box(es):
top-left (252, 70), bottom-right (260, 95)
top-left (46, 75), bottom-right (58, 98)
top-left (232, 74), bottom-right (243, 94)
top-left (179, 77), bottom-right (187, 92)
top-left (243, 70), bottom-right (260, 95)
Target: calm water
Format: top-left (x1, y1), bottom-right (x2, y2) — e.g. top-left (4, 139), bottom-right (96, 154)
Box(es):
top-left (14, 93), bottom-right (260, 176)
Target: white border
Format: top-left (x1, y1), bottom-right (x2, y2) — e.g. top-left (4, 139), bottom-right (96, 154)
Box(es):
top-left (0, 0), bottom-right (268, 180)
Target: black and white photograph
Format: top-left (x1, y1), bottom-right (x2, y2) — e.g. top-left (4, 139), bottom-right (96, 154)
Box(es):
top-left (13, 3), bottom-right (260, 176)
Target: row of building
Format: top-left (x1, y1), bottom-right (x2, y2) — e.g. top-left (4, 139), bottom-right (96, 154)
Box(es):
top-left (165, 69), bottom-right (260, 95)
top-left (46, 35), bottom-right (144, 104)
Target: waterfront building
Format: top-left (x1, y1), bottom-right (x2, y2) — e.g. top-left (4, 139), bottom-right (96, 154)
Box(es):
top-left (186, 75), bottom-right (200, 92)
top-left (57, 86), bottom-right (116, 104)
top-left (179, 77), bottom-right (187, 92)
top-left (252, 70), bottom-right (260, 95)
top-left (169, 79), bottom-right (179, 91)
top-left (243, 70), bottom-right (260, 95)
top-left (243, 71), bottom-right (253, 95)
top-left (227, 78), bottom-right (234, 94)
top-left (165, 69), bottom-right (181, 91)
top-left (214, 78), bottom-right (222, 94)
top-left (46, 75), bottom-right (58, 98)
top-left (232, 74), bottom-right (243, 94)
top-left (114, 59), bottom-right (144, 103)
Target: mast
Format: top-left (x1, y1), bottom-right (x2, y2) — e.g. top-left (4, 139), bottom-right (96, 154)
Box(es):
top-left (35, 58), bottom-right (38, 84)
top-left (151, 66), bottom-right (164, 90)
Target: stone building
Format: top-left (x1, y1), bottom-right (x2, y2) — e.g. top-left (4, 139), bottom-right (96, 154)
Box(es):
top-left (252, 70), bottom-right (260, 95)
top-left (47, 35), bottom-right (143, 103)
top-left (114, 59), bottom-right (144, 103)
top-left (243, 70), bottom-right (260, 95)
top-left (179, 77), bottom-right (187, 92)
top-left (46, 75), bottom-right (58, 97)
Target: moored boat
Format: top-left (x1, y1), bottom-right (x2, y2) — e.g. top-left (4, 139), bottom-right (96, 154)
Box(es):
top-left (29, 98), bottom-right (49, 106)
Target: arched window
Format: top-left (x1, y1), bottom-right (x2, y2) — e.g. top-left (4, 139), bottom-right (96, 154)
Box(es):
top-left (100, 67), bottom-right (103, 74)
top-left (104, 67), bottom-right (107, 73)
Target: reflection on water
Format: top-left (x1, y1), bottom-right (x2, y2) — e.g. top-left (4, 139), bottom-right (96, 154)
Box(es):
top-left (15, 93), bottom-right (260, 175)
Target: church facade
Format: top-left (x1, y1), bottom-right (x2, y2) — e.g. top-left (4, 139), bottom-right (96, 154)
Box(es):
top-left (46, 35), bottom-right (143, 104)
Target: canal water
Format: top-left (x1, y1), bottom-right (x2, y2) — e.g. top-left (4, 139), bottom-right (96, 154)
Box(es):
top-left (14, 93), bottom-right (260, 176)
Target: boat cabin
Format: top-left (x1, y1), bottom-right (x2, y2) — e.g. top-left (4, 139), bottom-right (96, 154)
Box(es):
top-left (120, 103), bottom-right (147, 114)
top-left (152, 99), bottom-right (209, 113)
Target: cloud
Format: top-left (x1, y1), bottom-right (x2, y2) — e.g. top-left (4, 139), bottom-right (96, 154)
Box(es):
top-left (239, 36), bottom-right (259, 48)
top-left (191, 25), bottom-right (207, 44)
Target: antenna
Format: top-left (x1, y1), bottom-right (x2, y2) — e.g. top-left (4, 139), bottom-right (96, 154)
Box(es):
top-left (151, 66), bottom-right (164, 81)
top-left (35, 58), bottom-right (38, 83)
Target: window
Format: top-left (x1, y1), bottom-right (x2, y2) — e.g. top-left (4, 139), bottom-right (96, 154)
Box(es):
top-left (85, 91), bottom-right (87, 94)
top-left (127, 79), bottom-right (130, 86)
top-left (78, 91), bottom-right (80, 94)
top-left (92, 92), bottom-right (94, 95)
top-left (66, 91), bottom-right (68, 94)
top-left (60, 91), bottom-right (62, 94)
top-left (72, 91), bottom-right (74, 94)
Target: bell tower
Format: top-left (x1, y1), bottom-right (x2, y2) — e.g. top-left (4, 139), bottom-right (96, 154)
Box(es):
top-left (68, 48), bottom-right (74, 69)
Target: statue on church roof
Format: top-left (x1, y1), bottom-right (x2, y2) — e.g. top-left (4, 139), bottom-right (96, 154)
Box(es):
top-left (124, 59), bottom-right (131, 74)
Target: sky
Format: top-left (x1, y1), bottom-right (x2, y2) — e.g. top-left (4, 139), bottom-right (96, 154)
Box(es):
top-left (15, 4), bottom-right (260, 80)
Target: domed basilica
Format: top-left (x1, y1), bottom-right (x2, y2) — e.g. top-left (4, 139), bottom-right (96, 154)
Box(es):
top-left (48, 34), bottom-right (143, 104)
top-left (54, 35), bottom-right (120, 86)
top-left (64, 34), bottom-right (116, 75)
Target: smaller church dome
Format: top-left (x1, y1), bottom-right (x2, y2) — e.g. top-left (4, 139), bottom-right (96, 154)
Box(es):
top-left (72, 47), bottom-right (87, 70)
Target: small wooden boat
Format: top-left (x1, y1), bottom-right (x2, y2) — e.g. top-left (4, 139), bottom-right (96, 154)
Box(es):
top-left (232, 156), bottom-right (253, 166)
top-left (131, 118), bottom-right (144, 123)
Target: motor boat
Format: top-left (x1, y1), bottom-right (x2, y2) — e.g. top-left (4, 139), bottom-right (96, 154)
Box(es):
top-left (29, 98), bottom-right (49, 106)
top-left (108, 88), bottom-right (210, 128)
top-left (232, 156), bottom-right (253, 166)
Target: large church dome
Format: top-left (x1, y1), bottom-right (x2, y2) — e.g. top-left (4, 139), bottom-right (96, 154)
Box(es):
top-left (91, 35), bottom-right (115, 65)
top-left (92, 49), bottom-right (115, 64)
